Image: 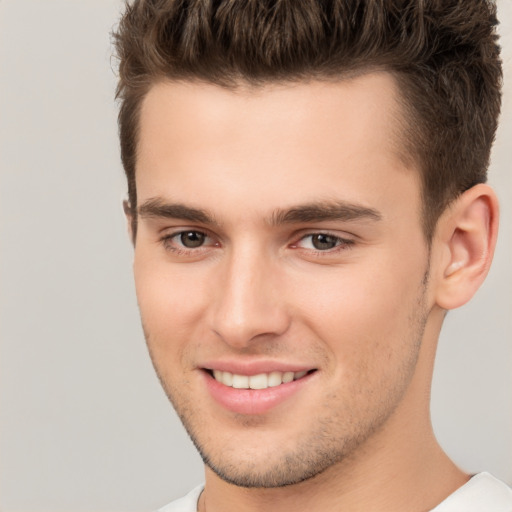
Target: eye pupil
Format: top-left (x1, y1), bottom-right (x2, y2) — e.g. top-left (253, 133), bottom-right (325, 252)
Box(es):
top-left (180, 231), bottom-right (205, 248)
top-left (312, 234), bottom-right (337, 250)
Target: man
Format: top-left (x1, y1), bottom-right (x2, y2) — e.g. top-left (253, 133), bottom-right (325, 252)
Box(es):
top-left (114, 1), bottom-right (511, 511)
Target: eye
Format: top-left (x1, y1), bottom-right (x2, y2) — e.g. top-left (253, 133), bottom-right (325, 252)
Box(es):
top-left (294, 233), bottom-right (353, 251)
top-left (161, 229), bottom-right (216, 254)
top-left (178, 231), bottom-right (206, 248)
top-left (308, 234), bottom-right (339, 250)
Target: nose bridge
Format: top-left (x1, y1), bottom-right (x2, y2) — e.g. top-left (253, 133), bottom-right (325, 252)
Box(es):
top-left (211, 242), bottom-right (289, 346)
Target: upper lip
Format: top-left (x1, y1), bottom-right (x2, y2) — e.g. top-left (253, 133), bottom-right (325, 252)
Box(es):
top-left (200, 359), bottom-right (316, 376)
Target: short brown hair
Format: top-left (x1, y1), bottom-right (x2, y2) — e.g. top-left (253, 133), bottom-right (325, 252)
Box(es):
top-left (113, 0), bottom-right (502, 239)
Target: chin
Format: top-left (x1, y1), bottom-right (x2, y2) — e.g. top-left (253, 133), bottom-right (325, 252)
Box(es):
top-left (200, 447), bottom-right (343, 488)
top-left (181, 412), bottom-right (379, 489)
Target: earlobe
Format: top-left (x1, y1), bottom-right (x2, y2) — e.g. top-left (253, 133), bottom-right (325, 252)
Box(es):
top-left (434, 184), bottom-right (499, 310)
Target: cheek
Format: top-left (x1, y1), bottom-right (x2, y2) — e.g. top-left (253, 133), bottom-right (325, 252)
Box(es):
top-left (133, 253), bottom-right (211, 351)
top-left (292, 256), bottom-right (426, 367)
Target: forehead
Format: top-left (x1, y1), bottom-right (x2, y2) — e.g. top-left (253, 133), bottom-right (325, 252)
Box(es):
top-left (136, 73), bottom-right (419, 223)
top-left (138, 73), bottom-right (407, 159)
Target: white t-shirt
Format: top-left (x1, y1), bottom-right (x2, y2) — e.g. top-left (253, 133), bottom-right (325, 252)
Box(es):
top-left (158, 473), bottom-right (512, 512)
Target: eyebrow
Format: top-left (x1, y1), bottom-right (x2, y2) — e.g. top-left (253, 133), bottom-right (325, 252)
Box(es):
top-left (269, 201), bottom-right (382, 225)
top-left (138, 197), bottom-right (382, 226)
top-left (138, 198), bottom-right (219, 225)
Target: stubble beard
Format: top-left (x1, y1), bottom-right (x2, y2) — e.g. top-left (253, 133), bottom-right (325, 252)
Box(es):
top-left (143, 273), bottom-right (430, 489)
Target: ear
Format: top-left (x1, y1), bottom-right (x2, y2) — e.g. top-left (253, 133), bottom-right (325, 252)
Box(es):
top-left (432, 184), bottom-right (499, 310)
top-left (123, 199), bottom-right (136, 246)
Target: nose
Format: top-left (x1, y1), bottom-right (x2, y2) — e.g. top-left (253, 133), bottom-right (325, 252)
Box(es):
top-left (210, 247), bottom-right (291, 348)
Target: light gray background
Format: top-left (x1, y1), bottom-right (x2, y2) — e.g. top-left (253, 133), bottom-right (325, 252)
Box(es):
top-left (0, 1), bottom-right (510, 511)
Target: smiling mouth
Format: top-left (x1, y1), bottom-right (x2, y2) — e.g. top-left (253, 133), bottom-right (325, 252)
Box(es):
top-left (206, 369), bottom-right (316, 390)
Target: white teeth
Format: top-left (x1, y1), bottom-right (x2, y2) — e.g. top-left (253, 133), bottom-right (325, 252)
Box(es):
top-left (282, 371), bottom-right (294, 383)
top-left (232, 374), bottom-right (249, 389)
top-left (222, 371), bottom-right (233, 386)
top-left (268, 371), bottom-right (283, 387)
top-left (249, 373), bottom-right (268, 389)
top-left (211, 369), bottom-right (310, 389)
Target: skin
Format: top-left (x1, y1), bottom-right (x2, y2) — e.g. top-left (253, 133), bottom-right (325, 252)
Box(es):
top-left (130, 73), bottom-right (498, 512)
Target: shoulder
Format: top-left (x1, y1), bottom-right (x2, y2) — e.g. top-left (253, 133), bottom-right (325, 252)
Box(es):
top-left (156, 484), bottom-right (204, 512)
top-left (431, 473), bottom-right (512, 512)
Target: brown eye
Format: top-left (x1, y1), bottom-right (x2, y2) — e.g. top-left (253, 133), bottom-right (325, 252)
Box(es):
top-left (180, 231), bottom-right (206, 248)
top-left (311, 234), bottom-right (339, 250)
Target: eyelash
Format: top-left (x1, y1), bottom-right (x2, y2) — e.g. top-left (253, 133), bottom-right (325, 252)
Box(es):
top-left (159, 230), bottom-right (355, 258)
top-left (160, 230), bottom-right (215, 255)
top-left (293, 233), bottom-right (355, 254)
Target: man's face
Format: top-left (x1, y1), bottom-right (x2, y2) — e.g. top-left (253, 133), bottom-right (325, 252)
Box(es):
top-left (133, 74), bottom-right (433, 487)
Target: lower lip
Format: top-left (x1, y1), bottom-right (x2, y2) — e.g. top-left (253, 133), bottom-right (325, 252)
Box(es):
top-left (203, 371), bottom-right (314, 415)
